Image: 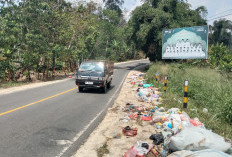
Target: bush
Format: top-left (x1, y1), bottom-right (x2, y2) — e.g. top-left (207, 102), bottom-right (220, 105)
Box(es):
top-left (0, 62), bottom-right (5, 80)
top-left (210, 43), bottom-right (232, 72)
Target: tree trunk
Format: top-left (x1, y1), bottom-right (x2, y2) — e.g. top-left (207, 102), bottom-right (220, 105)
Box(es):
top-left (27, 68), bottom-right (31, 81)
top-left (43, 61), bottom-right (46, 80)
top-left (36, 64), bottom-right (40, 80)
top-left (46, 60), bottom-right (49, 80)
top-left (52, 52), bottom-right (55, 79)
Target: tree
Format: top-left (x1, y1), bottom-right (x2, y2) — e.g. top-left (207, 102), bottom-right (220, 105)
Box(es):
top-left (210, 43), bottom-right (232, 72)
top-left (103, 0), bottom-right (124, 17)
top-left (196, 6), bottom-right (208, 20)
top-left (126, 0), bottom-right (207, 61)
top-left (0, 0), bottom-right (136, 83)
top-left (209, 19), bottom-right (232, 49)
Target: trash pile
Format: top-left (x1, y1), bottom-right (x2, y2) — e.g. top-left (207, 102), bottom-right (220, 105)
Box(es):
top-left (122, 73), bottom-right (231, 157)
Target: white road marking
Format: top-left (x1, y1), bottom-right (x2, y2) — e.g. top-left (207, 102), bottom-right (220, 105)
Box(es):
top-left (55, 71), bottom-right (129, 157)
top-left (55, 140), bottom-right (72, 146)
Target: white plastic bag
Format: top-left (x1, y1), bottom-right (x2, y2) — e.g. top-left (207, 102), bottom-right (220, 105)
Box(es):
top-left (168, 149), bottom-right (231, 157)
top-left (168, 127), bottom-right (231, 152)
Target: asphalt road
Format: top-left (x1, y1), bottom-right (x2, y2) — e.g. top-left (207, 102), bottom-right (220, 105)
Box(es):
top-left (0, 60), bottom-right (149, 157)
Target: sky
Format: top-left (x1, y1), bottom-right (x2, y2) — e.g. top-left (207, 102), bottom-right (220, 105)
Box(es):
top-left (187, 0), bottom-right (232, 24)
top-left (122, 0), bottom-right (232, 25)
top-left (74, 0), bottom-right (232, 25)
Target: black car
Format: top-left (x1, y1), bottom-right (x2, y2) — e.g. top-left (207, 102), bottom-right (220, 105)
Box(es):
top-left (75, 60), bottom-right (114, 93)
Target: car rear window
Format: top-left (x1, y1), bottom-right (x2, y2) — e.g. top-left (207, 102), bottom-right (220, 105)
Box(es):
top-left (79, 62), bottom-right (104, 72)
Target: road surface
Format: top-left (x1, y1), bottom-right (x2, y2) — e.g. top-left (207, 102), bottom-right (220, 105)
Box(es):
top-left (0, 60), bottom-right (149, 157)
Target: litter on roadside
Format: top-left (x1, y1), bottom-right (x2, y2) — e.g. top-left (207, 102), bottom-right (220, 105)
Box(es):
top-left (122, 126), bottom-right (138, 137)
top-left (124, 141), bottom-right (153, 157)
top-left (120, 73), bottom-right (232, 157)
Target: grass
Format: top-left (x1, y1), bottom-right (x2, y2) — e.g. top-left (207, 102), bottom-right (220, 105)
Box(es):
top-left (146, 62), bottom-right (232, 141)
top-left (96, 142), bottom-right (109, 157)
top-left (0, 81), bottom-right (27, 89)
top-left (0, 70), bottom-right (75, 89)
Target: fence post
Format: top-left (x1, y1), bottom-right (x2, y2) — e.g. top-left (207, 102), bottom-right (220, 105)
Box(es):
top-left (183, 79), bottom-right (189, 108)
top-left (155, 73), bottom-right (158, 84)
top-left (164, 76), bottom-right (168, 92)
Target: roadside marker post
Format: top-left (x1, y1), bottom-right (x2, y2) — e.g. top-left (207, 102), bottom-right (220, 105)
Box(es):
top-left (183, 79), bottom-right (189, 108)
top-left (164, 76), bottom-right (168, 92)
top-left (155, 73), bottom-right (158, 84)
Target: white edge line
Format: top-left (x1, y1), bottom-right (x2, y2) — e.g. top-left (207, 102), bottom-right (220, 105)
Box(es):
top-left (55, 71), bottom-right (129, 157)
top-left (114, 59), bottom-right (148, 65)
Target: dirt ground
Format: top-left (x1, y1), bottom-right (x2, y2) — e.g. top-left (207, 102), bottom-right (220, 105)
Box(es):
top-left (73, 69), bottom-right (159, 157)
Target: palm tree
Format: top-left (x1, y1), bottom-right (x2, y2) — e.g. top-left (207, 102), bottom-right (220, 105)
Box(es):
top-left (209, 19), bottom-right (232, 49)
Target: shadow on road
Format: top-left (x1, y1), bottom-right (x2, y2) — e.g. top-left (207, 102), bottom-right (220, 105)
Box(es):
top-left (114, 63), bottom-right (148, 71)
top-left (76, 85), bottom-right (115, 94)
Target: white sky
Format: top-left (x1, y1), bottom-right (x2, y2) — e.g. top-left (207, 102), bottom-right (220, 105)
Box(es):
top-left (187, 0), bottom-right (232, 25)
top-left (69, 0), bottom-right (232, 25)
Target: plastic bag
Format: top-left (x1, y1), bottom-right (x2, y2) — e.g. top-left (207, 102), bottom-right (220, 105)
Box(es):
top-left (143, 84), bottom-right (153, 88)
top-left (129, 114), bottom-right (138, 120)
top-left (152, 94), bottom-right (160, 98)
top-left (124, 141), bottom-right (153, 157)
top-left (168, 108), bottom-right (180, 114)
top-left (122, 126), bottom-right (138, 137)
top-left (189, 118), bottom-right (204, 127)
top-left (122, 116), bottom-right (130, 123)
top-left (142, 116), bottom-right (152, 121)
top-left (168, 149), bottom-right (231, 157)
top-left (150, 134), bottom-right (164, 145)
top-left (168, 127), bottom-right (231, 152)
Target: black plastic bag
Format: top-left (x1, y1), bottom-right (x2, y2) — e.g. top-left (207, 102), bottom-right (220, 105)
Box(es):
top-left (149, 134), bottom-right (164, 145)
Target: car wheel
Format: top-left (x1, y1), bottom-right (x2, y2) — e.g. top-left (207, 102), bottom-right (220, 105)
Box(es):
top-left (102, 85), bottom-right (107, 93)
top-left (79, 87), bottom-right (84, 92)
top-left (107, 81), bottom-right (111, 88)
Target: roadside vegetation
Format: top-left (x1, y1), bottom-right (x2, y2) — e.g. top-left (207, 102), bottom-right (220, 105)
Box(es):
top-left (146, 62), bottom-right (232, 140)
top-left (0, 0), bottom-right (143, 84)
top-left (96, 142), bottom-right (110, 157)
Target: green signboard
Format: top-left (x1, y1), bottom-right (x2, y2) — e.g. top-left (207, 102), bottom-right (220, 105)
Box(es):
top-left (162, 25), bottom-right (209, 59)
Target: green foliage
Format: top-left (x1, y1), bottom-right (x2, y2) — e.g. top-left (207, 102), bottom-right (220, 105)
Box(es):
top-left (209, 19), bottom-right (232, 48)
top-left (0, 60), bottom-right (6, 79)
top-left (0, 0), bottom-right (137, 82)
top-left (97, 142), bottom-right (109, 157)
top-left (146, 63), bottom-right (232, 137)
top-left (103, 0), bottom-right (124, 17)
top-left (93, 7), bottom-right (138, 62)
top-left (126, 0), bottom-right (207, 61)
top-left (210, 43), bottom-right (232, 72)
